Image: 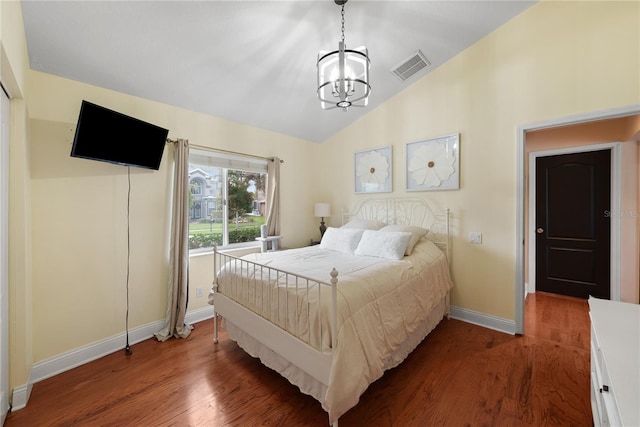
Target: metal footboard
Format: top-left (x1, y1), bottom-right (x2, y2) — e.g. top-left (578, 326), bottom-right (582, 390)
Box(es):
top-left (211, 246), bottom-right (339, 354)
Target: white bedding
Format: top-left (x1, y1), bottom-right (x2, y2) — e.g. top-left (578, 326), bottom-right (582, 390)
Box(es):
top-left (212, 238), bottom-right (453, 423)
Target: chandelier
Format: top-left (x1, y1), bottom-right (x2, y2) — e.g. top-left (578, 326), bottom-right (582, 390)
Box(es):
top-left (317, 0), bottom-right (370, 111)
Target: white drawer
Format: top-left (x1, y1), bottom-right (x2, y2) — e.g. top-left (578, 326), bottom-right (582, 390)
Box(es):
top-left (589, 298), bottom-right (636, 426)
top-left (590, 318), bottom-right (600, 348)
top-left (592, 370), bottom-right (610, 426)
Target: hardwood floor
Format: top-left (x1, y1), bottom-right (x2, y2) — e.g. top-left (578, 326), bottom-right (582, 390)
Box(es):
top-left (5, 292), bottom-right (591, 426)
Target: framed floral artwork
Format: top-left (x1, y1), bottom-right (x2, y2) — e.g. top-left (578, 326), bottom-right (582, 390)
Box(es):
top-left (406, 134), bottom-right (459, 191)
top-left (354, 146), bottom-right (392, 193)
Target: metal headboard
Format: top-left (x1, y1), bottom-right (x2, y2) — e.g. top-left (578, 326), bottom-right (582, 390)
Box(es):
top-left (342, 197), bottom-right (451, 260)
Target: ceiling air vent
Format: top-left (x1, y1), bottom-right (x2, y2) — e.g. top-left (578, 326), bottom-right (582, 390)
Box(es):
top-left (391, 50), bottom-right (431, 82)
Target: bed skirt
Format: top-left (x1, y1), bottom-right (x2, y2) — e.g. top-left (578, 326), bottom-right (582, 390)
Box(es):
top-left (223, 295), bottom-right (448, 420)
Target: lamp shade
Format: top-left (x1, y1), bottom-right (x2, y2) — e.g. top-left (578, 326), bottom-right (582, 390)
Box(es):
top-left (317, 43), bottom-right (370, 111)
top-left (314, 203), bottom-right (331, 217)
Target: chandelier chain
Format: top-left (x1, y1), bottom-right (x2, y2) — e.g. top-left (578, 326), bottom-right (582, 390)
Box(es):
top-left (341, 5), bottom-right (345, 43)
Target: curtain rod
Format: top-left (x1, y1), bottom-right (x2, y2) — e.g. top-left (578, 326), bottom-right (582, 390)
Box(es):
top-left (166, 138), bottom-right (284, 163)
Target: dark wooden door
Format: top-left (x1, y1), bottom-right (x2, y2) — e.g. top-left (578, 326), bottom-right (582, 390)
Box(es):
top-left (535, 150), bottom-right (611, 299)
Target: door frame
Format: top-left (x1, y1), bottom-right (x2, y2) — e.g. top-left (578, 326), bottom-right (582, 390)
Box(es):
top-left (515, 104), bottom-right (640, 334)
top-left (1, 84), bottom-right (9, 423)
top-left (528, 143), bottom-right (620, 299)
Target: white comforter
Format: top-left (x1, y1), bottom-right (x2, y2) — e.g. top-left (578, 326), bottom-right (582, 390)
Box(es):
top-left (213, 238), bottom-right (453, 423)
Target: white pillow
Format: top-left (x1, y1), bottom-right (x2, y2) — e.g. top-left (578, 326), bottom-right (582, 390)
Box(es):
top-left (354, 230), bottom-right (412, 260)
top-left (379, 224), bottom-right (429, 255)
top-left (319, 227), bottom-right (364, 254)
top-left (341, 218), bottom-right (386, 230)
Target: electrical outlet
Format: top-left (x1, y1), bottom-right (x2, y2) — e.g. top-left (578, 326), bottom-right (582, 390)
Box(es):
top-left (468, 232), bottom-right (483, 244)
top-left (196, 287), bottom-right (204, 298)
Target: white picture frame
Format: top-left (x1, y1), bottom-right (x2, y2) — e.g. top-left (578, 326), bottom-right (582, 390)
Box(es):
top-left (354, 146), bottom-right (393, 193)
top-left (406, 134), bottom-right (460, 191)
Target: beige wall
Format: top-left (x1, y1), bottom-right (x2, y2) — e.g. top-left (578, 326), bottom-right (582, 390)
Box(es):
top-left (525, 116), bottom-right (640, 303)
top-left (27, 71), bottom-right (323, 361)
top-left (319, 0), bottom-right (640, 319)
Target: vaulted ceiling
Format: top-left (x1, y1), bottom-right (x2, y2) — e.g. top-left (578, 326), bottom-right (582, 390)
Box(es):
top-left (21, 0), bottom-right (537, 143)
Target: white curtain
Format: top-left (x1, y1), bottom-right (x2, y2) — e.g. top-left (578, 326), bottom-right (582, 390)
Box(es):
top-left (265, 157), bottom-right (281, 236)
top-left (155, 138), bottom-right (193, 341)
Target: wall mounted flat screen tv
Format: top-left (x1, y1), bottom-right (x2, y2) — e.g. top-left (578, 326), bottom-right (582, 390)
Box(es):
top-left (70, 100), bottom-right (169, 170)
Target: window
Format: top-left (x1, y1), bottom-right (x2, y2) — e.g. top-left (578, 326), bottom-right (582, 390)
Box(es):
top-left (190, 180), bottom-right (202, 195)
top-left (188, 149), bottom-right (268, 251)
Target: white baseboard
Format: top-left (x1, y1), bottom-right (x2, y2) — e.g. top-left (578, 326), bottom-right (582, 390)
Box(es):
top-left (185, 305), bottom-right (216, 326)
top-left (450, 305), bottom-right (516, 335)
top-left (13, 304), bottom-right (513, 411)
top-left (526, 281), bottom-right (535, 294)
top-left (9, 371), bottom-right (32, 411)
top-left (11, 306), bottom-right (215, 411)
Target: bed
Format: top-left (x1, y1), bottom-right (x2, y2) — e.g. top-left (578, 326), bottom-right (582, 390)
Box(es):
top-left (208, 197), bottom-right (454, 426)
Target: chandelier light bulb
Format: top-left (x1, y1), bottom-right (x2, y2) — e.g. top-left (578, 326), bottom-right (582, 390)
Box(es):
top-left (329, 67), bottom-right (339, 82)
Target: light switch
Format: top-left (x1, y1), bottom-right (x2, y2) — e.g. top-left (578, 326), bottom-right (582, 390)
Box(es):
top-left (469, 232), bottom-right (483, 244)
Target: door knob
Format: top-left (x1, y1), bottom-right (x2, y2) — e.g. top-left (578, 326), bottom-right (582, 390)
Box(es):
top-left (537, 228), bottom-right (544, 234)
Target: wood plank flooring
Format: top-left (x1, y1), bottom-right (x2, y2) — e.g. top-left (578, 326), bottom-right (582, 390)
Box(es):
top-left (5, 292), bottom-right (591, 426)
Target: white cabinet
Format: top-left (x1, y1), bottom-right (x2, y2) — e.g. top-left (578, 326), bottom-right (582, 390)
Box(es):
top-left (589, 297), bottom-right (640, 427)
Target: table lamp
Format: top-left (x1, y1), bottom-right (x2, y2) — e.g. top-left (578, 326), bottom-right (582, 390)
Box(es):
top-left (314, 203), bottom-right (331, 237)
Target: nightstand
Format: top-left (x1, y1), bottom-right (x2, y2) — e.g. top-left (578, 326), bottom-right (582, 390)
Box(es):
top-left (256, 236), bottom-right (282, 253)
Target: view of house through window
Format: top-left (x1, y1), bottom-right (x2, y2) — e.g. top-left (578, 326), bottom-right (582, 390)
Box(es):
top-left (188, 149), bottom-right (268, 251)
